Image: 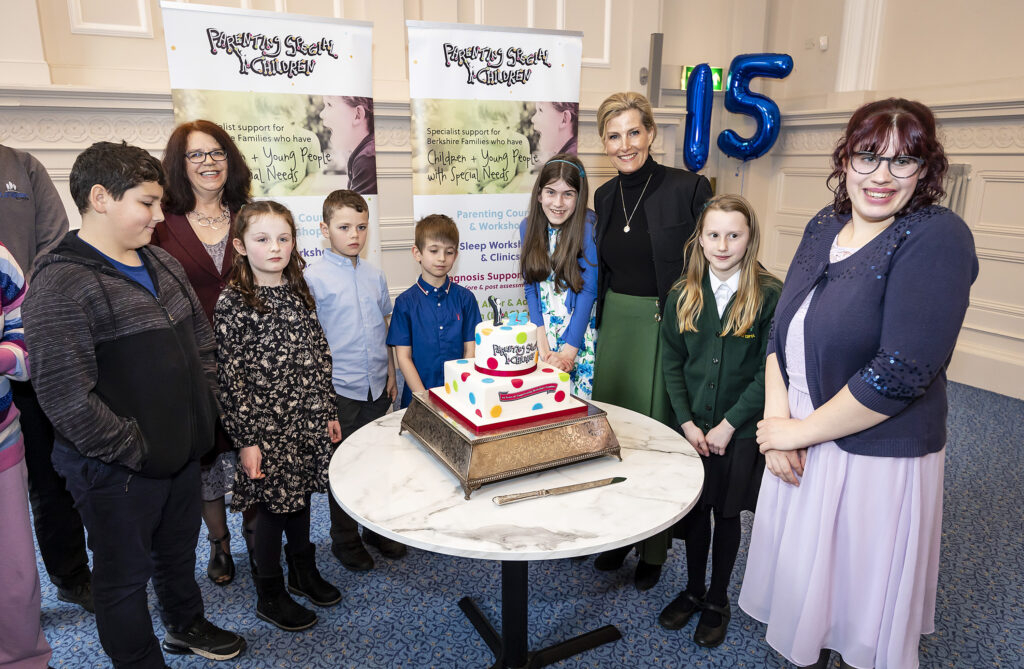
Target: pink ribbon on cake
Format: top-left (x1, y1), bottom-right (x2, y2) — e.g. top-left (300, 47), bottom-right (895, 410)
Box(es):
top-left (474, 364), bottom-right (538, 377)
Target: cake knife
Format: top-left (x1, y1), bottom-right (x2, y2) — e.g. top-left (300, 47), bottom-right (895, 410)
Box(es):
top-left (492, 477), bottom-right (626, 505)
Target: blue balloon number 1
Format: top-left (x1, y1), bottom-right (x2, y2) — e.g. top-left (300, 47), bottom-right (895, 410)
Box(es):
top-left (682, 53), bottom-right (794, 171)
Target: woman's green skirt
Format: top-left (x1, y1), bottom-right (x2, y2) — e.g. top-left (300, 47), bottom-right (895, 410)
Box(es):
top-left (592, 289), bottom-right (677, 564)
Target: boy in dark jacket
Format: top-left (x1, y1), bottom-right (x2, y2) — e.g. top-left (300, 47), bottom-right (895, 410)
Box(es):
top-left (21, 141), bottom-right (245, 668)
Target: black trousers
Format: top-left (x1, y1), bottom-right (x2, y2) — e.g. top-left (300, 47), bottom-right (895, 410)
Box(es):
top-left (52, 445), bottom-right (204, 669)
top-left (11, 379), bottom-right (90, 588)
top-left (255, 498), bottom-right (312, 577)
top-left (329, 390), bottom-right (392, 548)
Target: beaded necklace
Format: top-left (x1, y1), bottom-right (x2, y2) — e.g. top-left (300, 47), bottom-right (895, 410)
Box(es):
top-left (187, 205), bottom-right (230, 230)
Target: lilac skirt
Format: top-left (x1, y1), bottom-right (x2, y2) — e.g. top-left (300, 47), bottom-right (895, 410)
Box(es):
top-left (739, 384), bottom-right (944, 669)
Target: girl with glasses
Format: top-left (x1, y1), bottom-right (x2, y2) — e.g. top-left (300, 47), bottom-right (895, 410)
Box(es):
top-left (739, 99), bottom-right (978, 669)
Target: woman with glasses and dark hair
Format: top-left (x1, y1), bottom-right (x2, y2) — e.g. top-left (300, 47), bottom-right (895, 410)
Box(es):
top-left (738, 99), bottom-right (978, 669)
top-left (153, 119), bottom-right (253, 586)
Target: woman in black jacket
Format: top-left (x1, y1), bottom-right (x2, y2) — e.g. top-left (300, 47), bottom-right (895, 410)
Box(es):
top-left (590, 92), bottom-right (712, 590)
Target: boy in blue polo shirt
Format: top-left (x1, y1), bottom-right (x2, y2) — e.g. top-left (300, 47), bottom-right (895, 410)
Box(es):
top-left (387, 214), bottom-right (480, 408)
top-left (305, 190), bottom-right (407, 571)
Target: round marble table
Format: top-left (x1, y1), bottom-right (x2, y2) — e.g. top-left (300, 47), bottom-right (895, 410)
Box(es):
top-left (329, 401), bottom-right (703, 668)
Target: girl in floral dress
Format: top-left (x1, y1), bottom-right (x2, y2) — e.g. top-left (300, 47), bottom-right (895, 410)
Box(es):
top-left (518, 154), bottom-right (598, 398)
top-left (215, 201), bottom-right (342, 632)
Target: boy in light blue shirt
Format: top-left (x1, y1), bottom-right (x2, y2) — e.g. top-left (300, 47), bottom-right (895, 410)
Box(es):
top-left (305, 190), bottom-right (406, 571)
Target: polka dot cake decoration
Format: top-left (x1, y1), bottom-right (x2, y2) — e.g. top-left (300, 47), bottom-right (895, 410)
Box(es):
top-left (428, 300), bottom-right (586, 428)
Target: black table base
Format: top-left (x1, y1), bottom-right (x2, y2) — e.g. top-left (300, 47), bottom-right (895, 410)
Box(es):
top-left (458, 560), bottom-right (622, 669)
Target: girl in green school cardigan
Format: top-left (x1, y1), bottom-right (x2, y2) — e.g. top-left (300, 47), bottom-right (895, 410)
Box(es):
top-left (657, 194), bottom-right (782, 649)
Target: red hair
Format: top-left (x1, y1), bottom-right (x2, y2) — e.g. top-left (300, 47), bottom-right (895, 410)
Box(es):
top-left (828, 98), bottom-right (947, 216)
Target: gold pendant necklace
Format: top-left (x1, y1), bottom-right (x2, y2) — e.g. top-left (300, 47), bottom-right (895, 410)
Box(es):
top-left (620, 174), bottom-right (652, 233)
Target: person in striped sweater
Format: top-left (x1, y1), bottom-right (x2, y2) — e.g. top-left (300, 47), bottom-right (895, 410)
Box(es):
top-left (0, 241), bottom-right (52, 668)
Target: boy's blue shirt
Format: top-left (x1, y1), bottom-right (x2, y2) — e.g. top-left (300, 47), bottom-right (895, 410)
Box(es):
top-left (386, 276), bottom-right (481, 408)
top-left (80, 239), bottom-right (156, 297)
top-left (305, 250), bottom-right (392, 401)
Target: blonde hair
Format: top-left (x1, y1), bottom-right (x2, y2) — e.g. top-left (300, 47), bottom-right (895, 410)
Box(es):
top-left (673, 194), bottom-right (780, 336)
top-left (596, 92), bottom-right (657, 142)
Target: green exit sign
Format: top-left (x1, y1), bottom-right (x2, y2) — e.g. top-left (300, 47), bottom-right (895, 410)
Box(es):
top-left (682, 66), bottom-right (724, 91)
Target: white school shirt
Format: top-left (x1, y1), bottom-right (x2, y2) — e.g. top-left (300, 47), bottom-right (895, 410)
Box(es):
top-left (708, 270), bottom-right (739, 318)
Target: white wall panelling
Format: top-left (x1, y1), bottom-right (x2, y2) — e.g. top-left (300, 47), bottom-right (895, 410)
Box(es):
top-left (834, 0), bottom-right (883, 92)
top-left (568, 0), bottom-right (612, 68)
top-left (68, 0), bottom-right (153, 38)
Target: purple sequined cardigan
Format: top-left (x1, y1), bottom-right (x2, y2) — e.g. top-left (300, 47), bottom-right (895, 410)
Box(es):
top-left (767, 204), bottom-right (978, 458)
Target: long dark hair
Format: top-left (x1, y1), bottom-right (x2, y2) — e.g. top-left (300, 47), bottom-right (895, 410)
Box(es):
top-left (827, 98), bottom-right (947, 216)
top-left (520, 154), bottom-right (591, 294)
top-left (162, 119), bottom-right (252, 215)
top-left (227, 201), bottom-right (315, 313)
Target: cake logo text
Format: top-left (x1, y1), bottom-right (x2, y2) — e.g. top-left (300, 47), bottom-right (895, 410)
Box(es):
top-left (492, 342), bottom-right (538, 366)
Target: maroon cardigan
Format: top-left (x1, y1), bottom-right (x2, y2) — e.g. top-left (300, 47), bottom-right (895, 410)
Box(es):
top-left (151, 212), bottom-right (233, 323)
top-left (151, 212), bottom-right (235, 464)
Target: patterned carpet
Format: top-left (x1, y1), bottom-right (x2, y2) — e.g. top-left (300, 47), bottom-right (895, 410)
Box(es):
top-left (38, 382), bottom-right (1024, 668)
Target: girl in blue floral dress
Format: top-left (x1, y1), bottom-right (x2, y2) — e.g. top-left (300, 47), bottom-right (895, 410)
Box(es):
top-left (519, 154), bottom-right (598, 398)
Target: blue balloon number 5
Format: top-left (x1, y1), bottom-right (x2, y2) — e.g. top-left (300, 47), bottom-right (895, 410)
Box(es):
top-left (716, 53), bottom-right (794, 161)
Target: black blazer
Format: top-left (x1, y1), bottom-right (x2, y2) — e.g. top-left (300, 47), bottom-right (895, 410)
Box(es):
top-left (593, 165), bottom-right (712, 326)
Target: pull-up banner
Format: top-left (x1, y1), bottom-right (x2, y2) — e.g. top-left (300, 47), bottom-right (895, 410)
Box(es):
top-left (406, 21), bottom-right (582, 320)
top-left (160, 1), bottom-right (379, 262)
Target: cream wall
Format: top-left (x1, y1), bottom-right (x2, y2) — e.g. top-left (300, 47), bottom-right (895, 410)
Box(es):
top-left (2, 0), bottom-right (1022, 398)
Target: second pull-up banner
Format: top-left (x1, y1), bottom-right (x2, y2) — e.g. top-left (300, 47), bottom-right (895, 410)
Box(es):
top-left (407, 21), bottom-right (583, 320)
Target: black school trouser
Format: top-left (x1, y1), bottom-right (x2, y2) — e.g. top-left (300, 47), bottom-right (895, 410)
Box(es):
top-left (52, 444), bottom-right (204, 669)
top-left (10, 379), bottom-right (91, 588)
top-left (329, 390), bottom-right (392, 548)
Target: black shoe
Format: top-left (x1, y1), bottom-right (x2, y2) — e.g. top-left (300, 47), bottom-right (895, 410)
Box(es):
top-left (162, 615), bottom-right (246, 660)
top-left (593, 545), bottom-right (632, 571)
top-left (364, 530), bottom-right (407, 559)
top-left (692, 600), bottom-right (731, 648)
top-left (331, 540), bottom-right (374, 572)
top-left (207, 532), bottom-right (235, 586)
top-left (255, 574), bottom-right (318, 631)
top-left (658, 590), bottom-right (705, 630)
top-left (286, 544), bottom-right (342, 607)
top-left (56, 581), bottom-right (95, 613)
top-left (634, 560), bottom-right (662, 591)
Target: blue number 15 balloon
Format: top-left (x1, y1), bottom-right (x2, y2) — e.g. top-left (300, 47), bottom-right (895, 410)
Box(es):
top-left (716, 53), bottom-right (794, 161)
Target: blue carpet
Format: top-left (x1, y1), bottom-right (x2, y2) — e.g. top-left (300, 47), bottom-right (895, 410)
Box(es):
top-left (38, 382), bottom-right (1024, 668)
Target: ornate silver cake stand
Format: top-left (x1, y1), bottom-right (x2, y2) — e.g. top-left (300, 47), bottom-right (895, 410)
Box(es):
top-left (399, 391), bottom-right (621, 499)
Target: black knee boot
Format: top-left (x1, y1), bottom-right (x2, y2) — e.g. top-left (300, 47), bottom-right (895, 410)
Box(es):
top-left (286, 544), bottom-right (342, 606)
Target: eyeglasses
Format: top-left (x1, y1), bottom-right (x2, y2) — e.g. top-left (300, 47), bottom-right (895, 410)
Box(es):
top-left (850, 151), bottom-right (924, 178)
top-left (184, 149), bottom-right (227, 164)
